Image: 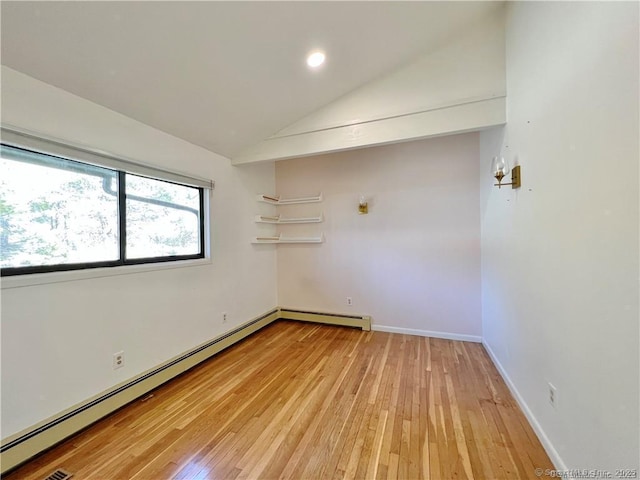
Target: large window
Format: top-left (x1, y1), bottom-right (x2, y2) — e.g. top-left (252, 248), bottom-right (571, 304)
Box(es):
top-left (1, 142), bottom-right (207, 276)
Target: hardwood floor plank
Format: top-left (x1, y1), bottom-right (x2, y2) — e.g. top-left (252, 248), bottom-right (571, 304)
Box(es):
top-left (5, 322), bottom-right (554, 480)
top-left (364, 408), bottom-right (388, 480)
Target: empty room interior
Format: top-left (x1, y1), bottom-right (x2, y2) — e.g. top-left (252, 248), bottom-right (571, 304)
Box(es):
top-left (1, 1), bottom-right (638, 479)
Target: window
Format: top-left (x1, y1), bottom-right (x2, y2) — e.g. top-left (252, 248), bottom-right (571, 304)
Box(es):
top-left (125, 174), bottom-right (202, 260)
top-left (1, 140), bottom-right (207, 276)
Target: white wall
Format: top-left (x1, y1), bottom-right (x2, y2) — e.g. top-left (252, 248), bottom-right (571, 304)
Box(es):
top-left (0, 67), bottom-right (277, 438)
top-left (480, 2), bottom-right (639, 471)
top-left (275, 134), bottom-right (481, 340)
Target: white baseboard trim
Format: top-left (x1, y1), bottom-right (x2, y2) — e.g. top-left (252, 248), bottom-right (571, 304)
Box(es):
top-left (482, 340), bottom-right (567, 472)
top-left (372, 324), bottom-right (482, 343)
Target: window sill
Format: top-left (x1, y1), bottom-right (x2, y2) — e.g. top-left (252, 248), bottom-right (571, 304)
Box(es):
top-left (1, 257), bottom-right (212, 290)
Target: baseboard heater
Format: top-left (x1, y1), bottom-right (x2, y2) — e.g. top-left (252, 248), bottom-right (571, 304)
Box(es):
top-left (279, 307), bottom-right (371, 331)
top-left (0, 307), bottom-right (370, 474)
top-left (0, 308), bottom-right (280, 474)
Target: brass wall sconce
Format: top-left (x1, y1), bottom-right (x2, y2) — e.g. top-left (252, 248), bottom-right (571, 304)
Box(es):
top-left (492, 156), bottom-right (521, 189)
top-left (358, 195), bottom-right (368, 214)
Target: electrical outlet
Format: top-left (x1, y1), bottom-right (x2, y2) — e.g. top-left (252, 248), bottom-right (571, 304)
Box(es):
top-left (347, 297), bottom-right (353, 306)
top-left (113, 351), bottom-right (124, 370)
top-left (548, 382), bottom-right (557, 408)
top-left (222, 312), bottom-right (227, 323)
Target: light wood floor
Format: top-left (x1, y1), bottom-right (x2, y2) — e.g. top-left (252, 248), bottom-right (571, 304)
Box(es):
top-left (6, 321), bottom-right (553, 480)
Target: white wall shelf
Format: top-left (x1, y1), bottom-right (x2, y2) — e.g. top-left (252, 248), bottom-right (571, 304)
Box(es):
top-left (252, 234), bottom-right (324, 244)
top-left (254, 214), bottom-right (323, 224)
top-left (257, 193), bottom-right (323, 205)
top-left (254, 193), bottom-right (324, 244)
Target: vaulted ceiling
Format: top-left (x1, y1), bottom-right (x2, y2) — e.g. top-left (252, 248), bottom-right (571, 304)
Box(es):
top-left (1, 1), bottom-right (503, 162)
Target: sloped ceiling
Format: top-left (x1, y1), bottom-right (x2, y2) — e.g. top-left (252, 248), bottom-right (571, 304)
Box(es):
top-left (1, 1), bottom-right (503, 161)
top-left (233, 8), bottom-right (506, 164)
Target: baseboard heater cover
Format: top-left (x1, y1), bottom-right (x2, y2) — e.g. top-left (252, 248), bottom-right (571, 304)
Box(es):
top-left (1, 306), bottom-right (370, 474)
top-left (279, 307), bottom-right (371, 331)
top-left (0, 308), bottom-right (280, 474)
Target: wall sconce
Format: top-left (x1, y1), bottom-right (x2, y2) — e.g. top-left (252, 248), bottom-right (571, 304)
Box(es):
top-left (492, 156), bottom-right (521, 189)
top-left (358, 195), bottom-right (368, 214)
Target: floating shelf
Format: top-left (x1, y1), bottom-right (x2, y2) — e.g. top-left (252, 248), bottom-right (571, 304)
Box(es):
top-left (252, 234), bottom-right (324, 244)
top-left (254, 214), bottom-right (323, 224)
top-left (257, 193), bottom-right (323, 205)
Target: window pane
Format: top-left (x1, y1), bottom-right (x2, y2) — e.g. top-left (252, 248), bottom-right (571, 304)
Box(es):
top-left (125, 174), bottom-right (201, 259)
top-left (0, 145), bottom-right (119, 268)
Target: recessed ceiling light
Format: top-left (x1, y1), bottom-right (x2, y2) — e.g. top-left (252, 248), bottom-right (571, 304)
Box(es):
top-left (306, 51), bottom-right (326, 68)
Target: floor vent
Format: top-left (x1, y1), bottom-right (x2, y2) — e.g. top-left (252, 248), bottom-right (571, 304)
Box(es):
top-left (44, 469), bottom-right (73, 480)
